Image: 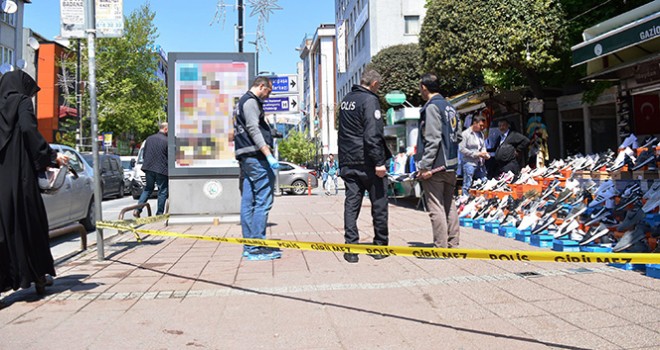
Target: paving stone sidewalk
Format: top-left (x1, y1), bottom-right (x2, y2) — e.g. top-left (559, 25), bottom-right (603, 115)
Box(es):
top-left (1, 194), bottom-right (659, 349)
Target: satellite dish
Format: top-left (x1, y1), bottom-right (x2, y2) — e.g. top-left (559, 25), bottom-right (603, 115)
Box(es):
top-left (27, 37), bottom-right (40, 50)
top-left (16, 58), bottom-right (26, 69)
top-left (1, 0), bottom-right (17, 14)
top-left (0, 63), bottom-right (14, 75)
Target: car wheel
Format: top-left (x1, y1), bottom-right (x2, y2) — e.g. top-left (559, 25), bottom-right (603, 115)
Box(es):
top-left (118, 183), bottom-right (124, 198)
top-left (291, 180), bottom-right (307, 195)
top-left (80, 198), bottom-right (96, 232)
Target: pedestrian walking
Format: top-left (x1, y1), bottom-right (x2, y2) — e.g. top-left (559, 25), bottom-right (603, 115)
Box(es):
top-left (337, 69), bottom-right (392, 263)
top-left (415, 73), bottom-right (462, 249)
top-left (323, 154), bottom-right (339, 195)
top-left (134, 122), bottom-right (169, 217)
top-left (234, 76), bottom-right (282, 261)
top-left (459, 115), bottom-right (489, 195)
top-left (0, 70), bottom-right (68, 301)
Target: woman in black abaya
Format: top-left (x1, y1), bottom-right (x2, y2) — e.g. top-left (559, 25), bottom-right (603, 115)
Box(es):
top-left (0, 70), bottom-right (68, 306)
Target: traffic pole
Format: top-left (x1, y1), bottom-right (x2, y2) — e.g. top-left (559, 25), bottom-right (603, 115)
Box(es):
top-left (308, 175), bottom-right (312, 196)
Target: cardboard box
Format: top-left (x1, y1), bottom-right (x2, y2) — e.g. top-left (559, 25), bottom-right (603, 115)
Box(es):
top-left (632, 170), bottom-right (659, 180)
top-left (590, 171), bottom-right (610, 180)
top-left (610, 170), bottom-right (632, 180)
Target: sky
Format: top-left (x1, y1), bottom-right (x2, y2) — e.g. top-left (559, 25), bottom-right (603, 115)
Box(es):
top-left (24, 0), bottom-right (336, 75)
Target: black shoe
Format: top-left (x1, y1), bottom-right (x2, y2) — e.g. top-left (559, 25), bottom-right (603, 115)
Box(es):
top-left (370, 254), bottom-right (389, 260)
top-left (632, 150), bottom-right (656, 171)
top-left (343, 253), bottom-right (358, 263)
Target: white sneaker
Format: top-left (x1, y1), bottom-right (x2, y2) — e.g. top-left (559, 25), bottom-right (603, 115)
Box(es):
top-left (517, 214), bottom-right (540, 230)
top-left (589, 185), bottom-right (618, 208)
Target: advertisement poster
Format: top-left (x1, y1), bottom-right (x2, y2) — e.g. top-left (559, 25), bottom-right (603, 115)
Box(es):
top-left (173, 60), bottom-right (249, 168)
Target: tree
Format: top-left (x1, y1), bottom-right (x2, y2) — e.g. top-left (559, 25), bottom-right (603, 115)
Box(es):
top-left (419, 0), bottom-right (568, 98)
top-left (278, 130), bottom-right (315, 165)
top-left (368, 44), bottom-right (423, 107)
top-left (67, 2), bottom-right (166, 149)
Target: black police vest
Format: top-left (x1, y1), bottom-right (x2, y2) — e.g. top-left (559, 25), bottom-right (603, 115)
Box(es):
top-left (233, 91), bottom-right (273, 160)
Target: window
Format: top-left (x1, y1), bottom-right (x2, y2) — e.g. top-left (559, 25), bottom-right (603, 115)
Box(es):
top-left (1, 12), bottom-right (16, 26)
top-left (1, 46), bottom-right (14, 65)
top-left (404, 16), bottom-right (420, 35)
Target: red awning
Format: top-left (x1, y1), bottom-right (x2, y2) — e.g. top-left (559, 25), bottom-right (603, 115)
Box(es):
top-left (58, 105), bottom-right (78, 118)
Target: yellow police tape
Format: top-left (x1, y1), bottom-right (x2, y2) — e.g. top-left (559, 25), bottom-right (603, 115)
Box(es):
top-left (96, 218), bottom-right (660, 264)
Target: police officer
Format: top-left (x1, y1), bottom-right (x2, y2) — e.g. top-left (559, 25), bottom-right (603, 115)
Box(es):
top-left (337, 69), bottom-right (393, 263)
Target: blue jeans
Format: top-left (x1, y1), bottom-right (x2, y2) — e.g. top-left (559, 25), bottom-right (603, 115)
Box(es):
top-left (462, 162), bottom-right (486, 195)
top-left (137, 170), bottom-right (169, 215)
top-left (240, 157), bottom-right (275, 252)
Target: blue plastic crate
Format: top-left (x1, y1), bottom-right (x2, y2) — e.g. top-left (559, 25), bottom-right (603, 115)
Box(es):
top-left (530, 234), bottom-right (553, 248)
top-left (579, 245), bottom-right (613, 253)
top-left (515, 233), bottom-right (531, 243)
top-left (472, 218), bottom-right (485, 230)
top-left (646, 264), bottom-right (660, 279)
top-left (461, 218), bottom-right (473, 227)
top-left (609, 263), bottom-right (647, 271)
top-left (499, 225), bottom-right (517, 237)
top-left (484, 222), bottom-right (500, 233)
top-left (552, 242), bottom-right (581, 252)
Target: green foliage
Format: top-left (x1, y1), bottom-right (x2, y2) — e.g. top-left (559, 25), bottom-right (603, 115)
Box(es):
top-left (581, 81), bottom-right (614, 105)
top-left (420, 0), bottom-right (568, 97)
top-left (277, 130), bottom-right (316, 165)
top-left (70, 2), bottom-right (166, 151)
top-left (369, 44), bottom-right (424, 107)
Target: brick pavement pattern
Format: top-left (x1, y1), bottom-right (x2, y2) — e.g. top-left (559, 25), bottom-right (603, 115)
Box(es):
top-left (1, 193), bottom-right (659, 349)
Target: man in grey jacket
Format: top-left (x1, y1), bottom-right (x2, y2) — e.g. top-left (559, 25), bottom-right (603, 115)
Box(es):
top-left (415, 73), bottom-right (462, 249)
top-left (459, 115), bottom-right (489, 195)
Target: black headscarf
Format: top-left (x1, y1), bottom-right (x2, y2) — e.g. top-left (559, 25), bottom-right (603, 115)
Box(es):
top-left (0, 70), bottom-right (41, 152)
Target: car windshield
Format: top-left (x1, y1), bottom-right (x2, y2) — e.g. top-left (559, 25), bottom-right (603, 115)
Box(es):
top-left (121, 160), bottom-right (132, 170)
top-left (82, 154), bottom-right (93, 166)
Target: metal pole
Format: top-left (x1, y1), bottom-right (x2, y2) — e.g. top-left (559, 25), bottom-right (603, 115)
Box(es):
top-left (237, 0), bottom-right (244, 52)
top-left (86, 0), bottom-right (104, 260)
top-left (76, 39), bottom-right (82, 151)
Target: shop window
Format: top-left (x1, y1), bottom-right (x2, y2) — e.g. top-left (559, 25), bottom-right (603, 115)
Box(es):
top-left (404, 16), bottom-right (420, 35)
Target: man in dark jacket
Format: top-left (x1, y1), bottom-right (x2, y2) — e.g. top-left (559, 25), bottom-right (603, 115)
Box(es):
top-left (494, 119), bottom-right (529, 177)
top-left (415, 73), bottom-right (462, 249)
top-left (338, 69), bottom-right (392, 263)
top-left (134, 122), bottom-right (169, 217)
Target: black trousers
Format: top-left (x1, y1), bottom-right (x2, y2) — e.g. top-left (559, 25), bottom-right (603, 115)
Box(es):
top-left (341, 165), bottom-right (389, 245)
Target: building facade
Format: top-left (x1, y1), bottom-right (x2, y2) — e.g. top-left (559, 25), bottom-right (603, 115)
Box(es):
top-left (297, 24), bottom-right (337, 159)
top-left (334, 0), bottom-right (426, 102)
top-left (0, 0), bottom-right (29, 72)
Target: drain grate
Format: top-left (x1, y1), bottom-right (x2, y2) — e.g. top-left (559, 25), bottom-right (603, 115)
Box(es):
top-left (515, 271), bottom-right (543, 278)
top-left (567, 267), bottom-right (594, 274)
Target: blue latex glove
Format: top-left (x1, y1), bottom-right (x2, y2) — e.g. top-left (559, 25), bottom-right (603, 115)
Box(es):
top-left (266, 154), bottom-right (280, 169)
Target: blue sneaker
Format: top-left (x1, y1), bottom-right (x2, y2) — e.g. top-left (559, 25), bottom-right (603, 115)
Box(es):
top-left (245, 247), bottom-right (282, 261)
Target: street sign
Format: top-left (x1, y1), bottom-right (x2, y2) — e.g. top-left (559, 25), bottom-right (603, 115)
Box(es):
top-left (263, 96), bottom-right (299, 113)
top-left (269, 74), bottom-right (298, 94)
top-left (60, 0), bottom-right (124, 39)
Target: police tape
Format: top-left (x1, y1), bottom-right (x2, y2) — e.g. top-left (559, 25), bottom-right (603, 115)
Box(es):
top-left (96, 220), bottom-right (660, 264)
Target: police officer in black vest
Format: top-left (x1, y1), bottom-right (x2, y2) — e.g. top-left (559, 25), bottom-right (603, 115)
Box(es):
top-left (338, 69), bottom-right (393, 263)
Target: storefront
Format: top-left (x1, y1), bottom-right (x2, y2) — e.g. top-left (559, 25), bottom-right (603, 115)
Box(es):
top-left (569, 1), bottom-right (660, 153)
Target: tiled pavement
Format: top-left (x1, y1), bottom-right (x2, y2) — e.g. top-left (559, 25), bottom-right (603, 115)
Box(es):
top-left (1, 193), bottom-right (659, 349)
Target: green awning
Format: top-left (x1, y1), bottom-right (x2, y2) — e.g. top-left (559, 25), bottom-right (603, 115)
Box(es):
top-left (572, 12), bottom-right (660, 67)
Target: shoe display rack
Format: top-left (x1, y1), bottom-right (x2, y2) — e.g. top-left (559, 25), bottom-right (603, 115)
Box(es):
top-left (459, 173), bottom-right (660, 278)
